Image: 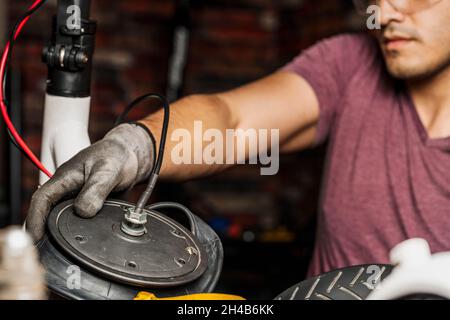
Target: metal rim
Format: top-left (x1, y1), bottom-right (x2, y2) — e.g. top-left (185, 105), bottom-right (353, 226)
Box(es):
top-left (47, 199), bottom-right (208, 288)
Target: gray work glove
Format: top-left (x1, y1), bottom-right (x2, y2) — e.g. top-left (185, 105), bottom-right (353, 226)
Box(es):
top-left (26, 123), bottom-right (155, 242)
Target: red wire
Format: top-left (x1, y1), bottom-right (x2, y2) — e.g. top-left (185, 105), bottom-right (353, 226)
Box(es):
top-left (0, 0), bottom-right (53, 178)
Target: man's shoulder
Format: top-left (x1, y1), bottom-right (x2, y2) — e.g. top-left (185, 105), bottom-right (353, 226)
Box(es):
top-left (317, 32), bottom-right (383, 82)
top-left (325, 32), bottom-right (376, 44)
top-left (318, 32), bottom-right (380, 60)
top-left (285, 32), bottom-right (380, 73)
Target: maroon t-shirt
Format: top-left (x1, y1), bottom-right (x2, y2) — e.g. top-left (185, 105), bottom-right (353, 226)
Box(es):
top-left (284, 33), bottom-right (450, 277)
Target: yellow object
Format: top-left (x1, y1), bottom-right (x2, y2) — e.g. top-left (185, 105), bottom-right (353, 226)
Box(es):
top-left (134, 292), bottom-right (246, 301)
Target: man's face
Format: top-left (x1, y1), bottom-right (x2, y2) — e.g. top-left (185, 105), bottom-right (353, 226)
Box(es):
top-left (375, 0), bottom-right (450, 80)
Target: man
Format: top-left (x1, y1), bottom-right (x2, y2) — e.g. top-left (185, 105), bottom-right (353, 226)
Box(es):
top-left (27, 0), bottom-right (450, 277)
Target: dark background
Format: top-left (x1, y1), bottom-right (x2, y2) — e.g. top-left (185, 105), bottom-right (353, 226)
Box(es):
top-left (0, 0), bottom-right (364, 299)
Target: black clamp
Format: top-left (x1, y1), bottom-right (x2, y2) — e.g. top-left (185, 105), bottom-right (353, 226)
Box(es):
top-left (42, 0), bottom-right (96, 98)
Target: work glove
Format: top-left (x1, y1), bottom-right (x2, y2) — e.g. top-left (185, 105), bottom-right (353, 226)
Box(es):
top-left (26, 123), bottom-right (155, 242)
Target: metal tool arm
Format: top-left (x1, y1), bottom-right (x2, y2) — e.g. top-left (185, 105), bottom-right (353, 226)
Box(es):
top-left (39, 0), bottom-right (96, 184)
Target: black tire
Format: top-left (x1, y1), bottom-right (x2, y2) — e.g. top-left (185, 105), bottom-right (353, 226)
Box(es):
top-left (39, 211), bottom-right (223, 300)
top-left (275, 264), bottom-right (393, 300)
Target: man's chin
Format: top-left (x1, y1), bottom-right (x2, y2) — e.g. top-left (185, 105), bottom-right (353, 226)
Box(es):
top-left (384, 57), bottom-right (429, 80)
top-left (386, 65), bottom-right (417, 80)
top-left (386, 60), bottom-right (449, 81)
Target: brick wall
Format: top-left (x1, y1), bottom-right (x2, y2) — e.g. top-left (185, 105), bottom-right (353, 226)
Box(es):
top-left (4, 0), bottom-right (360, 217)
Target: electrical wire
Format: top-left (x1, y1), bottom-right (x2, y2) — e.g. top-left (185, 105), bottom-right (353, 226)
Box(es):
top-left (1, 0), bottom-right (51, 176)
top-left (116, 93), bottom-right (170, 213)
top-left (146, 202), bottom-right (198, 236)
top-left (2, 2), bottom-right (170, 186)
top-left (0, 0), bottom-right (52, 178)
top-left (2, 0), bottom-right (42, 115)
top-left (3, 0), bottom-right (48, 98)
top-left (2, 1), bottom-right (173, 204)
top-left (2, 0), bottom-right (46, 164)
top-left (115, 93), bottom-right (170, 175)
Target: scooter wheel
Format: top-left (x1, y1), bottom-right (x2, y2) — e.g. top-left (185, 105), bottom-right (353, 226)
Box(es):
top-left (275, 264), bottom-right (393, 300)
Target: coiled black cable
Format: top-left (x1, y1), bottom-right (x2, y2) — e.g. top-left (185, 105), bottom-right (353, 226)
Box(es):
top-left (116, 93), bottom-right (170, 213)
top-left (146, 202), bottom-right (198, 236)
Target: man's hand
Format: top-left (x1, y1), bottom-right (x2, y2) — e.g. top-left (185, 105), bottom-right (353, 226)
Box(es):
top-left (26, 123), bottom-right (155, 242)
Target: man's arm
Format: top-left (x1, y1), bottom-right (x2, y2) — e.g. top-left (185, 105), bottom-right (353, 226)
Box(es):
top-left (26, 70), bottom-right (320, 241)
top-left (140, 70), bottom-right (320, 180)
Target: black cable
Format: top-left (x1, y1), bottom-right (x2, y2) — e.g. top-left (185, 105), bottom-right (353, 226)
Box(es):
top-left (115, 93), bottom-right (169, 175)
top-left (7, 128), bottom-right (34, 163)
top-left (116, 93), bottom-right (170, 212)
top-left (146, 202), bottom-right (198, 236)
